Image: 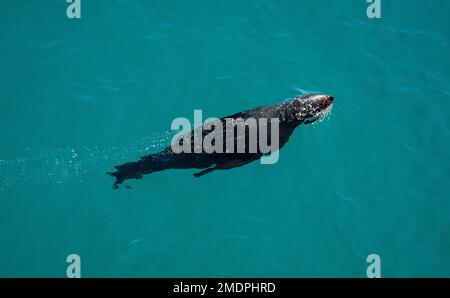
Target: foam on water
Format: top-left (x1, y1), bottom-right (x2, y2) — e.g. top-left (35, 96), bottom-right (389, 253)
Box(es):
top-left (0, 132), bottom-right (175, 189)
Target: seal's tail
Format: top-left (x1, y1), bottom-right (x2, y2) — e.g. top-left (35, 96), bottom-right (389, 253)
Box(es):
top-left (107, 155), bottom-right (163, 189)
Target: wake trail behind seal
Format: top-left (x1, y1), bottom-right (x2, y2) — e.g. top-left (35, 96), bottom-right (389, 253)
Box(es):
top-left (0, 132), bottom-right (175, 190)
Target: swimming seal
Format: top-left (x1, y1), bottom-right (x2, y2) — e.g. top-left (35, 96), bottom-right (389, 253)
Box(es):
top-left (108, 94), bottom-right (333, 188)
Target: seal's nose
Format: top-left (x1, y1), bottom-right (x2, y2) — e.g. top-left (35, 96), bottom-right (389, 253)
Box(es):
top-left (326, 95), bottom-right (334, 104)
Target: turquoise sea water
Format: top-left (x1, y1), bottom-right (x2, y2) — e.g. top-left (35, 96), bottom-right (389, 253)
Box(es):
top-left (0, 0), bottom-right (449, 277)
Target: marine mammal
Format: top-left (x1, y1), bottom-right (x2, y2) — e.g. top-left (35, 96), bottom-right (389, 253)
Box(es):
top-left (108, 94), bottom-right (333, 188)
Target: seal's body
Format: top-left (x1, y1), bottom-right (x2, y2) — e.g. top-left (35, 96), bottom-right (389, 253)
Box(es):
top-left (108, 94), bottom-right (333, 188)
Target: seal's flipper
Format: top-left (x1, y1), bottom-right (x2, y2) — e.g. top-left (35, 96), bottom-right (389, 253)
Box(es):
top-left (193, 157), bottom-right (259, 178)
top-left (193, 167), bottom-right (216, 177)
top-left (108, 154), bottom-right (164, 188)
top-left (107, 161), bottom-right (146, 188)
top-left (220, 157), bottom-right (259, 169)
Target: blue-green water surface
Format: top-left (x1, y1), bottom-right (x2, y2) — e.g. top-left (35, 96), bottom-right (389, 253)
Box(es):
top-left (0, 0), bottom-right (449, 277)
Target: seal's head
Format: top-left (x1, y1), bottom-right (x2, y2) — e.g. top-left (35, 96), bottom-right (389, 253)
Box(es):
top-left (288, 94), bottom-right (334, 124)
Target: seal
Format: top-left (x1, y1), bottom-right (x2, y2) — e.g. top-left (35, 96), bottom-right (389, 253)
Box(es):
top-left (107, 94), bottom-right (333, 188)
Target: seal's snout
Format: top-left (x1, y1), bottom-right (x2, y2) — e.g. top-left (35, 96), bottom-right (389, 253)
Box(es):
top-left (316, 94), bottom-right (333, 107)
top-left (317, 94), bottom-right (334, 109)
top-left (291, 93), bottom-right (334, 124)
